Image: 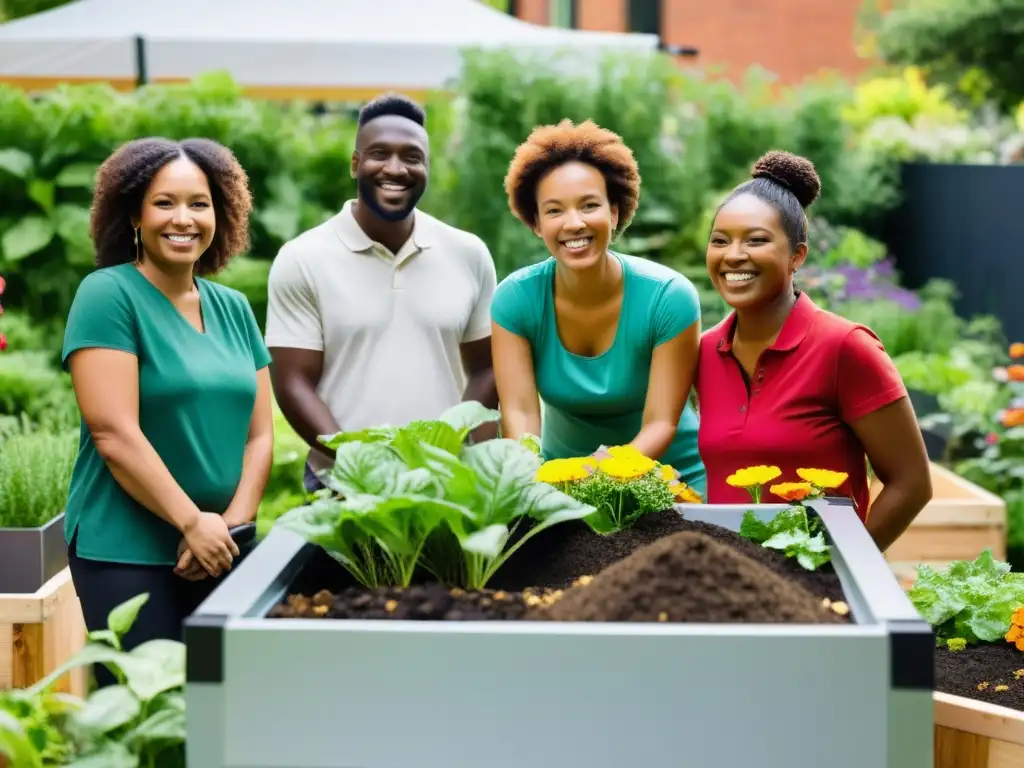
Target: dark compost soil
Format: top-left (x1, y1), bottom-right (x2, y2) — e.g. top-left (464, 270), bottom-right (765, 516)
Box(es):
top-left (537, 531), bottom-right (841, 624)
top-left (935, 644), bottom-right (1024, 712)
top-left (269, 510), bottom-right (848, 625)
top-left (489, 508), bottom-right (846, 603)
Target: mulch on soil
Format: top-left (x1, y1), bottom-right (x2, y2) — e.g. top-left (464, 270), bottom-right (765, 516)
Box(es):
top-left (538, 531), bottom-right (843, 624)
top-left (936, 644), bottom-right (1024, 712)
top-left (490, 509), bottom-right (846, 603)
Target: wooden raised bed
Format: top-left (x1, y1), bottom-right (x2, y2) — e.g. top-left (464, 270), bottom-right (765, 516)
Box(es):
top-left (870, 462), bottom-right (1007, 589)
top-left (935, 692), bottom-right (1024, 767)
top-left (0, 566), bottom-right (87, 697)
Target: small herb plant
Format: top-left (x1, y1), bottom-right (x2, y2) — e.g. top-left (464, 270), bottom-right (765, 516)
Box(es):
top-left (0, 593), bottom-right (186, 768)
top-left (731, 465), bottom-right (848, 571)
top-left (0, 422), bottom-right (77, 529)
top-left (276, 402), bottom-right (596, 591)
top-left (534, 445), bottom-right (701, 534)
top-left (908, 550), bottom-right (1024, 646)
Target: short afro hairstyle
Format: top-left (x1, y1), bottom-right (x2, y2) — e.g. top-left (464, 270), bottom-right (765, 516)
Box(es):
top-left (358, 93), bottom-right (426, 129)
top-left (90, 137), bottom-right (252, 276)
top-left (504, 119), bottom-right (641, 235)
top-left (717, 150), bottom-right (821, 252)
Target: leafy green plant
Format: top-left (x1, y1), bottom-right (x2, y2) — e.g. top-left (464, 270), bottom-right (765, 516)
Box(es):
top-left (0, 592), bottom-right (186, 767)
top-left (739, 505), bottom-right (832, 571)
top-left (276, 401), bottom-right (595, 590)
top-left (908, 550), bottom-right (1024, 645)
top-left (0, 423), bottom-right (77, 528)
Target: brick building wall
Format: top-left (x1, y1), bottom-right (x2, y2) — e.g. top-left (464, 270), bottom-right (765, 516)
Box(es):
top-left (511, 0), bottom-right (872, 85)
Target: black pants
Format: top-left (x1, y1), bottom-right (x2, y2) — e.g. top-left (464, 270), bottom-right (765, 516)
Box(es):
top-left (68, 535), bottom-right (224, 688)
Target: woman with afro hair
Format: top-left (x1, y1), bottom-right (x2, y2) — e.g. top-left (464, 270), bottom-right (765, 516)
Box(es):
top-left (697, 150), bottom-right (931, 550)
top-left (491, 119), bottom-right (706, 494)
top-left (61, 137), bottom-right (272, 679)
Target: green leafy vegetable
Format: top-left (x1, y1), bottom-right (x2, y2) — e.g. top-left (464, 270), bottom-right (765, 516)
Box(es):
top-left (279, 404), bottom-right (595, 591)
top-left (739, 505), bottom-right (832, 571)
top-left (908, 550), bottom-right (1024, 645)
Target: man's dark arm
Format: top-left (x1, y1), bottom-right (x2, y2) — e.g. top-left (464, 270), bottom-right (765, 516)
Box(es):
top-left (269, 347), bottom-right (342, 456)
top-left (460, 336), bottom-right (499, 442)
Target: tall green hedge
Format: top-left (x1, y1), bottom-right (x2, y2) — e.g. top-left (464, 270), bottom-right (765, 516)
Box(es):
top-left (0, 51), bottom-right (902, 329)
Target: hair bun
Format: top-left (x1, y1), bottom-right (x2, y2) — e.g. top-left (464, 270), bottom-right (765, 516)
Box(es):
top-left (751, 150), bottom-right (821, 209)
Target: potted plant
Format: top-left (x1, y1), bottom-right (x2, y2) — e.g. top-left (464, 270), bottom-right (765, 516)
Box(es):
top-left (0, 421), bottom-right (76, 593)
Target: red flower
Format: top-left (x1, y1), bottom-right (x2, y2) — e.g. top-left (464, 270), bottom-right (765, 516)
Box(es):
top-left (0, 334), bottom-right (6, 352)
top-left (0, 275), bottom-right (5, 296)
top-left (986, 432), bottom-right (1000, 445)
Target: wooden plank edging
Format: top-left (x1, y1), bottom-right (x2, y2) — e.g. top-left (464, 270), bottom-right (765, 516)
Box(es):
top-left (0, 568), bottom-right (75, 624)
top-left (935, 692), bottom-right (1024, 746)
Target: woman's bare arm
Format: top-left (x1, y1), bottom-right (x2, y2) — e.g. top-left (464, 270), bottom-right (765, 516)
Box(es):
top-left (491, 321), bottom-right (542, 440)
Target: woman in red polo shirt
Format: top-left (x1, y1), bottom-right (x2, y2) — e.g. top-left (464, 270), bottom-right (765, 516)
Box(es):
top-left (696, 150), bottom-right (932, 551)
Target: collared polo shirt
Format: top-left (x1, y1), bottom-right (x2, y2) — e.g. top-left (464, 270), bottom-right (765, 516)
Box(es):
top-left (695, 291), bottom-right (907, 518)
top-left (264, 200), bottom-right (497, 471)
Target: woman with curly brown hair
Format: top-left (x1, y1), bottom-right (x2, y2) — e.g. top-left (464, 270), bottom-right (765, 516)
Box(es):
top-left (697, 150), bottom-right (931, 550)
top-left (492, 119), bottom-right (706, 494)
top-left (61, 137), bottom-right (272, 672)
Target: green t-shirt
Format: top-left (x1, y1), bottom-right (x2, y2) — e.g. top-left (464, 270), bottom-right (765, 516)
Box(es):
top-left (491, 253), bottom-right (706, 493)
top-left (61, 264), bottom-right (272, 565)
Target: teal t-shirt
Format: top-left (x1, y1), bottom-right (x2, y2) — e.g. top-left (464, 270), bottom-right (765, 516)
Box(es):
top-left (61, 264), bottom-right (272, 565)
top-left (491, 253), bottom-right (706, 493)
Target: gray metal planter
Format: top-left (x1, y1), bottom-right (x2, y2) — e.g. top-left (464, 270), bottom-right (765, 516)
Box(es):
top-left (0, 512), bottom-right (68, 594)
top-left (184, 499), bottom-right (934, 768)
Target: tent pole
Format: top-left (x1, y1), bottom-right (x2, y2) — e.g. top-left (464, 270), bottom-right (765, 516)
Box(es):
top-left (134, 35), bottom-right (148, 87)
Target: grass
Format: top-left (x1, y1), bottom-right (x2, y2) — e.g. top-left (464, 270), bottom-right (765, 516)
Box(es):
top-left (0, 417), bottom-right (77, 528)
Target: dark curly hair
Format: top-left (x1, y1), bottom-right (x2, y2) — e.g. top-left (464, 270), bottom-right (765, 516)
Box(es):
top-left (90, 137), bottom-right (253, 276)
top-left (504, 119), bottom-right (641, 235)
top-left (718, 150), bottom-right (821, 252)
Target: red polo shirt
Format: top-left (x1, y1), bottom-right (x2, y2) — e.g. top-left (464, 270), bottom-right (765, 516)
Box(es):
top-left (696, 292), bottom-right (907, 519)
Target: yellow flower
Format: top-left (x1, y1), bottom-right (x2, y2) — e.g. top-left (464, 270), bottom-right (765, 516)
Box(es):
top-left (536, 458), bottom-right (591, 484)
top-left (658, 465), bottom-right (678, 482)
top-left (769, 482), bottom-right (814, 502)
top-left (599, 456), bottom-right (653, 480)
top-left (608, 445), bottom-right (645, 461)
top-left (726, 465), bottom-right (781, 488)
top-left (669, 481), bottom-right (703, 504)
top-left (796, 468), bottom-right (848, 489)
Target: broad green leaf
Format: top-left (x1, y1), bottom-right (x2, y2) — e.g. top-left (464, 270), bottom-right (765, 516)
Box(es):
top-left (73, 685), bottom-right (140, 734)
top-left (517, 480), bottom-right (595, 525)
top-left (319, 425), bottom-right (398, 451)
top-left (54, 162), bottom-right (98, 189)
top-left (28, 644), bottom-right (127, 696)
top-left (121, 639), bottom-right (185, 701)
top-left (328, 441), bottom-right (435, 498)
top-left (27, 179), bottom-right (54, 214)
top-left (458, 438), bottom-right (542, 525)
top-left (65, 740), bottom-right (137, 768)
top-left (461, 523), bottom-right (509, 557)
top-left (86, 629), bottom-right (120, 648)
top-left (1, 216), bottom-right (54, 262)
top-left (107, 593), bottom-right (149, 637)
top-left (128, 707), bottom-right (186, 745)
top-left (738, 510), bottom-right (771, 542)
top-left (0, 709), bottom-right (42, 768)
top-left (0, 148), bottom-right (32, 179)
top-left (391, 420), bottom-right (464, 465)
top-left (55, 203), bottom-right (94, 264)
top-left (438, 401), bottom-right (500, 435)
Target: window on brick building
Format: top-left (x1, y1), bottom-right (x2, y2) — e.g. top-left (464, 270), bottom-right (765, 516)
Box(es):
top-left (628, 0), bottom-right (661, 35)
top-left (549, 0), bottom-right (575, 28)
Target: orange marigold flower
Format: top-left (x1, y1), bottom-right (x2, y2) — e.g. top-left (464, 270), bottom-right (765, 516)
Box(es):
top-left (769, 482), bottom-right (814, 502)
top-left (1010, 342), bottom-right (1024, 360)
top-left (1003, 409), bottom-right (1024, 429)
top-left (1008, 365), bottom-right (1024, 382)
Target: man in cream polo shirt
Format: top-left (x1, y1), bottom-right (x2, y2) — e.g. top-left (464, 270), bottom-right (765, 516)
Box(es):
top-left (265, 94), bottom-right (498, 491)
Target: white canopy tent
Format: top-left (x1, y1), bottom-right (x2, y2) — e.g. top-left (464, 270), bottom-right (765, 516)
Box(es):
top-left (0, 0), bottom-right (659, 98)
